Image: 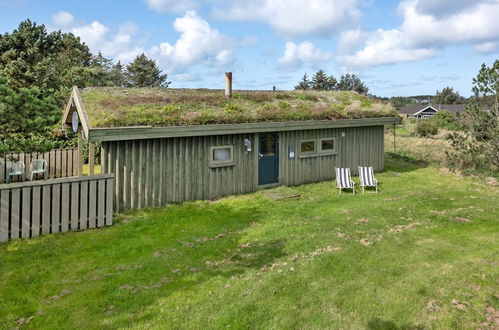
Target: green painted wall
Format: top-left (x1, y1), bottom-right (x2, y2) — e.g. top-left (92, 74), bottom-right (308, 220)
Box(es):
top-left (102, 125), bottom-right (385, 211)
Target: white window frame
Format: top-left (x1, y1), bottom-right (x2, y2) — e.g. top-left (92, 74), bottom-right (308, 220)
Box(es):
top-left (318, 137), bottom-right (337, 155)
top-left (209, 145), bottom-right (235, 168)
top-left (299, 139), bottom-right (317, 158)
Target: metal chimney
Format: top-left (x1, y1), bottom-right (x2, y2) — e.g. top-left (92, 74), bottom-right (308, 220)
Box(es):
top-left (225, 72), bottom-right (232, 99)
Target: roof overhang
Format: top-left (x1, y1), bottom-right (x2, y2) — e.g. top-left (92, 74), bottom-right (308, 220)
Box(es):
top-left (412, 106), bottom-right (438, 116)
top-left (62, 86), bottom-right (92, 139)
top-left (87, 116), bottom-right (402, 142)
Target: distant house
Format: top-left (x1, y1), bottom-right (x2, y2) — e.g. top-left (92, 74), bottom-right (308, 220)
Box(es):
top-left (399, 104), bottom-right (465, 119)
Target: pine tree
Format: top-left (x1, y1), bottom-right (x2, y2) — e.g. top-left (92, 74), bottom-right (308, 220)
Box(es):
top-left (90, 51), bottom-right (114, 86)
top-left (295, 73), bottom-right (311, 90)
top-left (125, 54), bottom-right (170, 87)
top-left (310, 70), bottom-right (336, 91)
top-left (109, 61), bottom-right (126, 87)
top-left (0, 19), bottom-right (92, 95)
top-left (433, 87), bottom-right (465, 104)
top-left (336, 73), bottom-right (369, 94)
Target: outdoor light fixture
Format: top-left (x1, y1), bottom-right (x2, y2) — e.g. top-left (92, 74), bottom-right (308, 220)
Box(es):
top-left (341, 131), bottom-right (345, 137)
top-left (288, 145), bottom-right (295, 159)
top-left (244, 139), bottom-right (252, 153)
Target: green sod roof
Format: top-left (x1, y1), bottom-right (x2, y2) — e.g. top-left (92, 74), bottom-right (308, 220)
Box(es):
top-left (79, 87), bottom-right (398, 128)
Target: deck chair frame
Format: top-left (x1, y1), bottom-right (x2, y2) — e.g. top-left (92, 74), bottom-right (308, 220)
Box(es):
top-left (335, 167), bottom-right (355, 195)
top-left (358, 166), bottom-right (378, 194)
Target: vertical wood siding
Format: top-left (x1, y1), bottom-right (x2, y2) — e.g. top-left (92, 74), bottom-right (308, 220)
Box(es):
top-left (279, 125), bottom-right (384, 186)
top-left (0, 174), bottom-right (114, 243)
top-left (104, 125), bottom-right (385, 212)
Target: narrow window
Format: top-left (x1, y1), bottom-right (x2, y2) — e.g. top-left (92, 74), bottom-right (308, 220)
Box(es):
top-left (209, 145), bottom-right (234, 167)
top-left (319, 138), bottom-right (336, 155)
top-left (299, 139), bottom-right (317, 157)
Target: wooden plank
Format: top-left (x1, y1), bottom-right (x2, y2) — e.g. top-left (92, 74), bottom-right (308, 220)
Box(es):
top-left (115, 141), bottom-right (121, 211)
top-left (55, 149), bottom-right (61, 178)
top-left (10, 188), bottom-right (20, 239)
top-left (61, 149), bottom-right (67, 178)
top-left (49, 149), bottom-right (55, 178)
top-left (24, 153), bottom-right (31, 181)
top-left (88, 180), bottom-right (97, 228)
top-left (97, 179), bottom-right (105, 227)
top-left (51, 183), bottom-right (60, 233)
top-left (41, 185), bottom-right (51, 234)
top-left (78, 131), bottom-right (84, 176)
top-left (105, 178), bottom-right (113, 225)
top-left (88, 117), bottom-right (402, 142)
top-left (0, 173), bottom-right (114, 190)
top-left (70, 182), bottom-right (79, 230)
top-left (68, 149), bottom-right (73, 176)
top-left (0, 157), bottom-right (5, 183)
top-left (30, 186), bottom-right (41, 237)
top-left (21, 187), bottom-right (31, 238)
top-left (0, 190), bottom-right (9, 242)
top-left (61, 183), bottom-right (70, 232)
top-left (79, 180), bottom-right (88, 230)
top-left (89, 142), bottom-right (95, 176)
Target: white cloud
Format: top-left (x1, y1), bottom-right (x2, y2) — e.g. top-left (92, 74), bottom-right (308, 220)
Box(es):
top-left (172, 72), bottom-right (200, 82)
top-left (475, 42), bottom-right (498, 53)
top-left (71, 21), bottom-right (110, 51)
top-left (154, 11), bottom-right (234, 68)
top-left (337, 0), bottom-right (499, 68)
top-left (144, 0), bottom-right (198, 13)
top-left (212, 0), bottom-right (361, 37)
top-left (277, 41), bottom-right (332, 68)
top-left (52, 11), bottom-right (75, 27)
top-left (51, 10), bottom-right (234, 73)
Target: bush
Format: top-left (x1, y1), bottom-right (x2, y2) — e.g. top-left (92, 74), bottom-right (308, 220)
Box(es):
top-left (415, 120), bottom-right (438, 137)
top-left (430, 110), bottom-right (459, 130)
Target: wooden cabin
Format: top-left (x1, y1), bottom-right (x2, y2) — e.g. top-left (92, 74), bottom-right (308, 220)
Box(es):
top-left (63, 86), bottom-right (401, 212)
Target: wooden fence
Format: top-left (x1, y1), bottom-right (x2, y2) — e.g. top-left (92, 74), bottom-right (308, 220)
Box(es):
top-left (0, 174), bottom-right (114, 243)
top-left (0, 148), bottom-right (79, 183)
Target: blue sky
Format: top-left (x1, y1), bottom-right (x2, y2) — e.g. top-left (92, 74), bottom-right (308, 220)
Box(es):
top-left (1, 0), bottom-right (498, 96)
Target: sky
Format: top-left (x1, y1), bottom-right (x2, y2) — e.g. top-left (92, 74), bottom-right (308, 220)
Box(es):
top-left (0, 0), bottom-right (498, 97)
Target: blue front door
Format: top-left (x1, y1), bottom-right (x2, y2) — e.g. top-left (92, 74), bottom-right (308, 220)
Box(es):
top-left (258, 133), bottom-right (279, 185)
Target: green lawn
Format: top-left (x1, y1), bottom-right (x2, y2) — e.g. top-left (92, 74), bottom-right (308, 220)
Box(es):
top-left (1, 156), bottom-right (498, 329)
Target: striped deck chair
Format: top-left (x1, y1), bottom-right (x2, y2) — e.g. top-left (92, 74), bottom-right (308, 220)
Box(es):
top-left (358, 166), bottom-right (378, 194)
top-left (335, 167), bottom-right (355, 195)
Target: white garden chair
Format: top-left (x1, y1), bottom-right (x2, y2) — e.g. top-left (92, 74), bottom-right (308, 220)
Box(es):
top-left (30, 159), bottom-right (48, 181)
top-left (358, 166), bottom-right (378, 194)
top-left (335, 167), bottom-right (355, 195)
top-left (6, 161), bottom-right (25, 183)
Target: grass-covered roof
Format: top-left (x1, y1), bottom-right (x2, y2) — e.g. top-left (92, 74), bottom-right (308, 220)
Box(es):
top-left (79, 87), bottom-right (397, 128)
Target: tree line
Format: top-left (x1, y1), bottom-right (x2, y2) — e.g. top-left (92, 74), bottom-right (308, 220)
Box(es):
top-left (294, 70), bottom-right (369, 94)
top-left (0, 20), bottom-right (170, 156)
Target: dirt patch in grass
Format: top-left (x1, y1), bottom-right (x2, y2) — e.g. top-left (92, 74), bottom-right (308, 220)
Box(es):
top-left (482, 306), bottom-right (499, 328)
top-left (118, 276), bottom-right (171, 294)
top-left (388, 222), bottom-right (421, 233)
top-left (426, 300), bottom-right (440, 311)
top-left (264, 191), bottom-right (301, 201)
top-left (451, 299), bottom-right (469, 311)
top-left (452, 217), bottom-right (471, 223)
top-left (355, 218), bottom-right (369, 225)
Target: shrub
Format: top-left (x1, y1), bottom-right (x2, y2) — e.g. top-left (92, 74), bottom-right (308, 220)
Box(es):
top-left (430, 110), bottom-right (459, 130)
top-left (415, 120), bottom-right (438, 137)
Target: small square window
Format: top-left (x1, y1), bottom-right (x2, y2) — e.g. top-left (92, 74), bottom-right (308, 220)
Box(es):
top-left (299, 139), bottom-right (317, 157)
top-left (209, 145), bottom-right (234, 167)
top-left (319, 138), bottom-right (336, 155)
